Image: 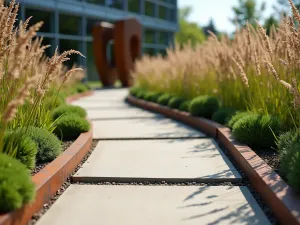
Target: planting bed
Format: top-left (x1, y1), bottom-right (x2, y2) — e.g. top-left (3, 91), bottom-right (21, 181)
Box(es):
top-left (126, 94), bottom-right (300, 225)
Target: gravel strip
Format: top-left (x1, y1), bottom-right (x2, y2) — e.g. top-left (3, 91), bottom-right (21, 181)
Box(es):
top-left (31, 140), bottom-right (74, 176)
top-left (28, 140), bottom-right (98, 225)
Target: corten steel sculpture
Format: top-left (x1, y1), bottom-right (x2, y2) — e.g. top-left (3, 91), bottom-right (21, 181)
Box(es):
top-left (92, 18), bottom-right (142, 87)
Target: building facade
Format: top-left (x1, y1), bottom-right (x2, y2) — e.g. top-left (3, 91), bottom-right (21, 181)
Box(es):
top-left (13, 0), bottom-right (178, 80)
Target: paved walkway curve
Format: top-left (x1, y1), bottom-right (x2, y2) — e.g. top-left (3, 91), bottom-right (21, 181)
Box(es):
top-left (36, 89), bottom-right (271, 225)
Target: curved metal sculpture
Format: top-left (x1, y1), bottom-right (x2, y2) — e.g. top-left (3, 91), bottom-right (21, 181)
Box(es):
top-left (92, 18), bottom-right (142, 87)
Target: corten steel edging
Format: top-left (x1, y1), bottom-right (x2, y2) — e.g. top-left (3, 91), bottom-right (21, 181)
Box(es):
top-left (66, 90), bottom-right (94, 104)
top-left (126, 95), bottom-right (224, 137)
top-left (126, 94), bottom-right (300, 225)
top-left (0, 93), bottom-right (94, 225)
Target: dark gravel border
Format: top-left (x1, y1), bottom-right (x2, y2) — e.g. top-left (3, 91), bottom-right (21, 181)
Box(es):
top-left (28, 138), bottom-right (280, 225)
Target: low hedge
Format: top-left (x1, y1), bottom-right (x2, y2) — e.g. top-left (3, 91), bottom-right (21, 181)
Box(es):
top-left (168, 97), bottom-right (186, 109)
top-left (52, 105), bottom-right (87, 120)
top-left (212, 107), bottom-right (238, 125)
top-left (179, 100), bottom-right (190, 112)
top-left (0, 153), bottom-right (35, 213)
top-left (157, 93), bottom-right (173, 106)
top-left (189, 95), bottom-right (219, 118)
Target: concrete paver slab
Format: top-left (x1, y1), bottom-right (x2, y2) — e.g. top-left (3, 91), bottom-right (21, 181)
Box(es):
top-left (36, 185), bottom-right (270, 225)
top-left (74, 139), bottom-right (240, 182)
top-left (92, 118), bottom-right (206, 139)
top-left (86, 108), bottom-right (161, 120)
top-left (71, 100), bottom-right (130, 109)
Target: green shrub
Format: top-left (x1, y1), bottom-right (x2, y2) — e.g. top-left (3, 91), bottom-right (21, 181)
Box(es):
top-left (0, 153), bottom-right (35, 213)
top-left (44, 96), bottom-right (65, 110)
top-left (3, 131), bottom-right (37, 170)
top-left (212, 108), bottom-right (238, 125)
top-left (76, 83), bottom-right (89, 93)
top-left (168, 96), bottom-right (186, 109)
top-left (232, 114), bottom-right (281, 149)
top-left (277, 130), bottom-right (300, 175)
top-left (135, 89), bottom-right (147, 99)
top-left (54, 114), bottom-right (90, 140)
top-left (287, 142), bottom-right (300, 192)
top-left (157, 93), bottom-right (173, 106)
top-left (26, 127), bottom-right (62, 163)
top-left (52, 105), bottom-right (87, 120)
top-left (143, 91), bottom-right (162, 102)
top-left (179, 101), bottom-right (190, 112)
top-left (129, 86), bottom-right (142, 96)
top-left (227, 111), bottom-right (253, 129)
top-left (189, 95), bottom-right (219, 118)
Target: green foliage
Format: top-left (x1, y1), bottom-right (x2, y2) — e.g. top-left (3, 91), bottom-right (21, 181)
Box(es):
top-left (175, 7), bottom-right (206, 47)
top-left (157, 93), bottom-right (173, 106)
top-left (232, 114), bottom-right (281, 149)
top-left (75, 83), bottom-right (89, 93)
top-left (44, 96), bottom-right (66, 110)
top-left (189, 96), bottom-right (219, 118)
top-left (143, 92), bottom-right (162, 103)
top-left (179, 100), bottom-right (190, 112)
top-left (168, 96), bottom-right (186, 109)
top-left (129, 86), bottom-right (142, 97)
top-left (54, 114), bottom-right (90, 140)
top-left (212, 108), bottom-right (238, 125)
top-left (227, 111), bottom-right (253, 129)
top-left (52, 105), bottom-right (87, 120)
top-left (3, 131), bottom-right (37, 170)
top-left (287, 142), bottom-right (300, 192)
top-left (0, 153), bottom-right (35, 213)
top-left (26, 127), bottom-right (62, 163)
top-left (135, 89), bottom-right (147, 99)
top-left (277, 130), bottom-right (300, 175)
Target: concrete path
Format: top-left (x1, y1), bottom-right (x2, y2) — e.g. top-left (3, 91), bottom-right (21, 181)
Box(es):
top-left (36, 89), bottom-right (271, 225)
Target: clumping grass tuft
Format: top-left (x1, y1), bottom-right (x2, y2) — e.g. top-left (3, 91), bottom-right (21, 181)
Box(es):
top-left (0, 153), bottom-right (35, 213)
top-left (3, 131), bottom-right (37, 170)
top-left (212, 108), bottom-right (238, 125)
top-left (157, 93), bottom-right (173, 106)
top-left (287, 142), bottom-right (300, 192)
top-left (26, 127), bottom-right (62, 163)
top-left (227, 111), bottom-right (254, 129)
top-left (168, 96), bottom-right (186, 109)
top-left (232, 114), bottom-right (281, 149)
top-left (179, 101), bottom-right (191, 112)
top-left (52, 105), bottom-right (87, 120)
top-left (189, 96), bottom-right (219, 118)
top-left (54, 114), bottom-right (90, 140)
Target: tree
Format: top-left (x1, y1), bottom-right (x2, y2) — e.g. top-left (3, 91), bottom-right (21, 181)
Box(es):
top-left (175, 7), bottom-right (206, 47)
top-left (230, 0), bottom-right (266, 28)
top-left (202, 18), bottom-right (219, 37)
top-left (264, 15), bottom-right (279, 35)
top-left (273, 0), bottom-right (300, 18)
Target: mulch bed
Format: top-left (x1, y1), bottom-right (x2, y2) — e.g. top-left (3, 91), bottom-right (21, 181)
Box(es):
top-left (31, 140), bottom-right (75, 176)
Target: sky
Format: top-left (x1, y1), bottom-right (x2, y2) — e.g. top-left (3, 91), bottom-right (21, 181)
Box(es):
top-left (178, 0), bottom-right (275, 34)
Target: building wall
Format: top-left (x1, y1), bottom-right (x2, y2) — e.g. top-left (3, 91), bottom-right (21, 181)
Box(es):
top-left (13, 0), bottom-right (178, 81)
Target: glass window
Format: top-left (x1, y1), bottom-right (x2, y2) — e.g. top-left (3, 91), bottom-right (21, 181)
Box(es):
top-left (169, 9), bottom-right (177, 21)
top-left (25, 9), bottom-right (53, 33)
top-left (158, 6), bottom-right (167, 20)
top-left (107, 0), bottom-right (124, 9)
top-left (143, 48), bottom-right (156, 56)
top-left (144, 29), bottom-right (155, 44)
top-left (128, 0), bottom-right (140, 13)
top-left (87, 0), bottom-right (105, 5)
top-left (87, 42), bottom-right (99, 81)
top-left (59, 14), bottom-right (81, 35)
top-left (41, 37), bottom-right (54, 58)
top-left (59, 39), bottom-right (80, 68)
top-left (158, 31), bottom-right (168, 45)
top-left (144, 1), bottom-right (155, 17)
top-left (158, 48), bottom-right (167, 57)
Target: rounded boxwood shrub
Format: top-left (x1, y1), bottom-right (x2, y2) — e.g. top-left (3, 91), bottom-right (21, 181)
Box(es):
top-left (26, 127), bottom-right (62, 163)
top-left (179, 101), bottom-right (190, 112)
top-left (189, 95), bottom-right (219, 118)
top-left (212, 107), bottom-right (238, 125)
top-left (52, 105), bottom-right (87, 120)
top-left (157, 93), bottom-right (173, 106)
top-left (168, 97), bottom-right (186, 109)
top-left (143, 91), bottom-right (162, 103)
top-left (232, 114), bottom-right (281, 149)
top-left (0, 153), bottom-right (35, 213)
top-left (277, 130), bottom-right (300, 175)
top-left (227, 111), bottom-right (253, 129)
top-left (76, 83), bottom-right (89, 93)
top-left (44, 96), bottom-right (65, 110)
top-left (135, 89), bottom-right (147, 99)
top-left (3, 131), bottom-right (37, 170)
top-left (129, 86), bottom-right (142, 97)
top-left (286, 142), bottom-right (300, 192)
top-left (54, 114), bottom-right (90, 140)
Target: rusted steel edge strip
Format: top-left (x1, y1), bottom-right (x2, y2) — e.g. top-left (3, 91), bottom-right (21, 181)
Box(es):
top-left (126, 95), bottom-right (300, 225)
top-left (0, 92), bottom-right (94, 225)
